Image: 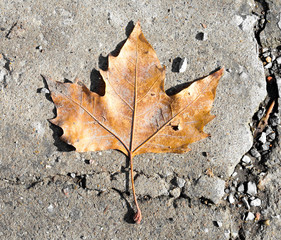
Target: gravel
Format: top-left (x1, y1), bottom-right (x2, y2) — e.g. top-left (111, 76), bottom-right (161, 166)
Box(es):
top-left (247, 182), bottom-right (257, 196)
top-left (179, 57), bottom-right (187, 73)
top-left (250, 148), bottom-right (261, 158)
top-left (242, 155), bottom-right (251, 164)
top-left (228, 193), bottom-right (235, 204)
top-left (238, 183), bottom-right (245, 193)
top-left (169, 187), bottom-right (181, 198)
top-left (250, 198), bottom-right (262, 207)
top-left (175, 177), bottom-right (186, 188)
top-left (258, 132), bottom-right (267, 144)
top-left (245, 212), bottom-right (255, 221)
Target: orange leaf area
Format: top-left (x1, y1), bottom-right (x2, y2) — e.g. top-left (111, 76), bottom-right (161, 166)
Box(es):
top-left (46, 21), bottom-right (223, 223)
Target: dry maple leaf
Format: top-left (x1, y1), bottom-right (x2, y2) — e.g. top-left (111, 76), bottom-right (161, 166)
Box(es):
top-left (46, 21), bottom-right (223, 224)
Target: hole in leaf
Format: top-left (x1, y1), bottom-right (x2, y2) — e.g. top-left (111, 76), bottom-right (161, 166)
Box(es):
top-left (172, 125), bottom-right (180, 131)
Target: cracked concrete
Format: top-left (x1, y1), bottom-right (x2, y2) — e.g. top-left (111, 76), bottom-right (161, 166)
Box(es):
top-left (0, 0), bottom-right (280, 239)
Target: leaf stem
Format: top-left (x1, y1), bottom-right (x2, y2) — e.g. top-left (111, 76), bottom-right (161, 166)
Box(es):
top-left (129, 152), bottom-right (142, 224)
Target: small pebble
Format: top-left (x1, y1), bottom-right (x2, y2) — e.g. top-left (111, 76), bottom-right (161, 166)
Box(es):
top-left (215, 221), bottom-right (222, 228)
top-left (262, 47), bottom-right (269, 53)
top-left (245, 212), bottom-right (255, 221)
top-left (250, 198), bottom-right (261, 207)
top-left (40, 88), bottom-right (50, 94)
top-left (232, 172), bottom-right (237, 177)
top-left (242, 155), bottom-right (251, 164)
top-left (250, 148), bottom-right (261, 158)
top-left (169, 188), bottom-right (181, 198)
top-left (47, 204), bottom-right (54, 213)
top-left (268, 132), bottom-right (276, 141)
top-left (247, 181), bottom-right (257, 195)
top-left (242, 197), bottom-right (250, 209)
top-left (179, 57), bottom-right (187, 73)
top-left (228, 193), bottom-right (235, 204)
top-left (262, 52), bottom-right (270, 57)
top-left (269, 114), bottom-right (280, 126)
top-left (258, 132), bottom-right (267, 144)
top-left (70, 173), bottom-right (76, 178)
top-left (238, 183), bottom-right (245, 193)
top-left (265, 126), bottom-right (273, 135)
top-left (175, 177), bottom-right (186, 188)
top-left (225, 188), bottom-right (230, 194)
top-left (260, 143), bottom-right (270, 151)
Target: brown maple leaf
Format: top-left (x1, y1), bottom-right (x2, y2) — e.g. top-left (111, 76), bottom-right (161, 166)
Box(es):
top-left (46, 21), bottom-right (223, 224)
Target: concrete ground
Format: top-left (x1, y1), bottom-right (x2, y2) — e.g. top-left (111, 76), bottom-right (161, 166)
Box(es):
top-left (0, 0), bottom-right (280, 239)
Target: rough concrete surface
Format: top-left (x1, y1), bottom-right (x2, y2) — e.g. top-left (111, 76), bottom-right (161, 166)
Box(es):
top-left (0, 0), bottom-right (280, 239)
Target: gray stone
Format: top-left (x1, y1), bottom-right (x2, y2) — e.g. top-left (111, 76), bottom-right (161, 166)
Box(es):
top-left (228, 193), bottom-right (235, 204)
top-left (250, 148), bottom-right (261, 158)
top-left (256, 109), bottom-right (264, 120)
top-left (238, 183), bottom-right (245, 193)
top-left (264, 62), bottom-right (273, 69)
top-left (179, 57), bottom-right (187, 73)
top-left (260, 143), bottom-right (270, 151)
top-left (247, 181), bottom-right (257, 196)
top-left (268, 132), bottom-right (276, 141)
top-left (175, 177), bottom-right (186, 188)
top-left (47, 204), bottom-right (54, 213)
top-left (250, 198), bottom-right (261, 207)
top-left (265, 126), bottom-right (274, 135)
top-left (245, 212), bottom-right (255, 221)
top-left (40, 87), bottom-right (50, 94)
top-left (269, 114), bottom-right (280, 126)
top-left (184, 175), bottom-right (225, 204)
top-left (242, 155), bottom-right (251, 164)
top-left (134, 175), bottom-right (169, 198)
top-left (258, 132), bottom-right (267, 144)
top-left (169, 187), bottom-right (181, 198)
